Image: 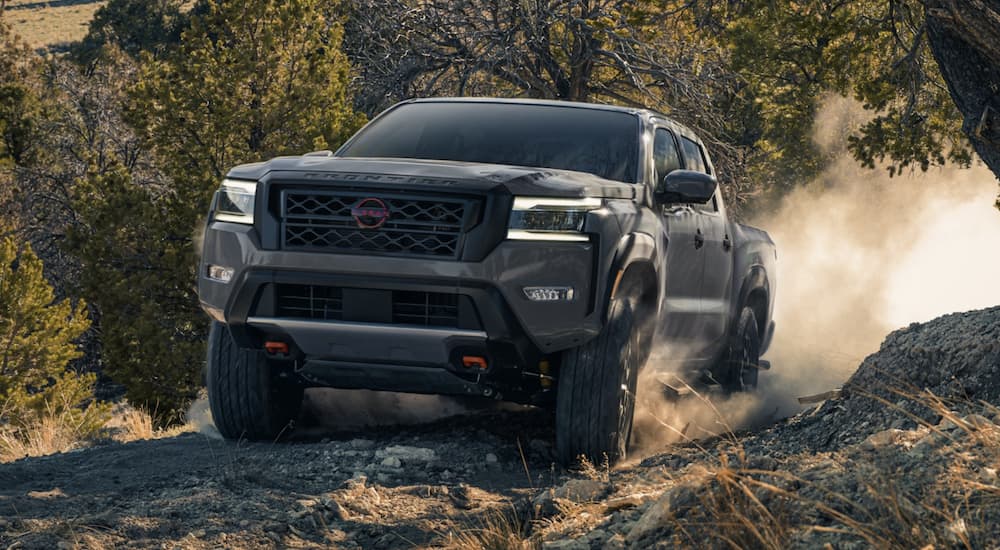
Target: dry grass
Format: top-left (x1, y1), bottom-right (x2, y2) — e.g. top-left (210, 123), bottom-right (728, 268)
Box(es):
top-left (444, 508), bottom-right (536, 550)
top-left (0, 410), bottom-right (85, 461)
top-left (9, 512), bottom-right (122, 549)
top-left (2, 0), bottom-right (106, 51)
top-left (574, 455), bottom-right (611, 482)
top-left (112, 406), bottom-right (154, 442)
top-left (536, 499), bottom-right (606, 540)
top-left (654, 388), bottom-right (1000, 549)
top-left (0, 388), bottom-right (111, 462)
top-left (1, 402), bottom-right (194, 463)
top-left (106, 402), bottom-right (194, 442)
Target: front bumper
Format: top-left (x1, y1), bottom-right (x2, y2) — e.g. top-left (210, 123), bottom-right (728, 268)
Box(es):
top-left (245, 318), bottom-right (487, 367)
top-left (245, 318), bottom-right (495, 398)
top-left (198, 221), bottom-right (605, 381)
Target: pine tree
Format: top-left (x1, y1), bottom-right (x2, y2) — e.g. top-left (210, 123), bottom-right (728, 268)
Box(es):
top-left (130, 0), bottom-right (364, 216)
top-left (71, 0), bottom-right (363, 423)
top-left (0, 231), bottom-right (106, 441)
top-left (75, 0), bottom-right (190, 61)
top-left (0, 20), bottom-right (44, 168)
top-left (68, 163), bottom-right (199, 423)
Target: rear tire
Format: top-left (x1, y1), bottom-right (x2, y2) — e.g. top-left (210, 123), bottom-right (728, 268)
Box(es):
top-left (206, 322), bottom-right (303, 440)
top-left (556, 297), bottom-right (642, 466)
top-left (718, 307), bottom-right (761, 392)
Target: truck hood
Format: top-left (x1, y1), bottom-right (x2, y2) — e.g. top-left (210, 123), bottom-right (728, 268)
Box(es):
top-left (227, 156), bottom-right (636, 199)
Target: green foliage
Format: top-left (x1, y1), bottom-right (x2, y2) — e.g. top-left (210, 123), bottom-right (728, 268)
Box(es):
top-left (720, 1), bottom-right (866, 182)
top-left (0, 232), bottom-right (107, 441)
top-left (67, 164), bottom-right (200, 424)
top-left (5, 46), bottom-right (156, 292)
top-left (67, 0), bottom-right (364, 423)
top-left (131, 0), bottom-right (365, 208)
top-left (706, 0), bottom-right (972, 190)
top-left (0, 20), bottom-right (44, 167)
top-left (75, 0), bottom-right (191, 62)
top-left (844, 0), bottom-right (972, 175)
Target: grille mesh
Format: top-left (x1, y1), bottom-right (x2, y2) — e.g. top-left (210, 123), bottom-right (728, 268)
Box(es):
top-left (274, 285), bottom-right (461, 328)
top-left (275, 285), bottom-right (343, 320)
top-left (391, 291), bottom-right (459, 327)
top-left (281, 190), bottom-right (470, 258)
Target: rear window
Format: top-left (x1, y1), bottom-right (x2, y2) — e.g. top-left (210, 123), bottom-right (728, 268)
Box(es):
top-left (338, 102), bottom-right (639, 183)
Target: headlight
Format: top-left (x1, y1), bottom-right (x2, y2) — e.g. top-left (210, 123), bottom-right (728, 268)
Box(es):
top-left (507, 197), bottom-right (602, 241)
top-left (213, 179), bottom-right (257, 224)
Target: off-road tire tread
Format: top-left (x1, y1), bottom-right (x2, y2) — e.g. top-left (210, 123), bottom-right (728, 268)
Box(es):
top-left (721, 307), bottom-right (760, 392)
top-left (556, 299), bottom-right (636, 465)
top-left (207, 322), bottom-right (301, 440)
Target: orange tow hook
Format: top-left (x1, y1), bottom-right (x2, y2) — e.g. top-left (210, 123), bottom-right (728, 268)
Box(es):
top-left (462, 355), bottom-right (488, 370)
top-left (264, 341), bottom-right (289, 355)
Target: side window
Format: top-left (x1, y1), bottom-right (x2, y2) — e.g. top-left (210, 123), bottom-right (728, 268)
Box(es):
top-left (680, 136), bottom-right (717, 212)
top-left (653, 129), bottom-right (682, 186)
top-left (680, 136), bottom-right (707, 174)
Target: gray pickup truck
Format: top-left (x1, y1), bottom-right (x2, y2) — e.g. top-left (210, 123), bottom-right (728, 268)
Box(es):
top-left (198, 98), bottom-right (776, 464)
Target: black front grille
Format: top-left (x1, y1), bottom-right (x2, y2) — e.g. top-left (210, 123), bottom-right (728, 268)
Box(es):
top-left (280, 189), bottom-right (474, 258)
top-left (276, 284), bottom-right (343, 320)
top-left (275, 284), bottom-right (466, 328)
top-left (391, 291), bottom-right (459, 327)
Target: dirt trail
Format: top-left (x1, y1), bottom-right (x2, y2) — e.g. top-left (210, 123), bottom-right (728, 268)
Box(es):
top-left (0, 408), bottom-right (560, 549)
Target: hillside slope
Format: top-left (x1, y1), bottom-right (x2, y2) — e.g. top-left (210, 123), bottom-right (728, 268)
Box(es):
top-left (3, 0), bottom-right (105, 51)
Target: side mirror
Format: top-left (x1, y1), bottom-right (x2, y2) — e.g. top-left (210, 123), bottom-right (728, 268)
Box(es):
top-left (656, 170), bottom-right (718, 204)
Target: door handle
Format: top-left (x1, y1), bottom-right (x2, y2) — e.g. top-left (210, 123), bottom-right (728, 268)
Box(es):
top-left (723, 234), bottom-right (732, 251)
top-left (694, 228), bottom-right (705, 249)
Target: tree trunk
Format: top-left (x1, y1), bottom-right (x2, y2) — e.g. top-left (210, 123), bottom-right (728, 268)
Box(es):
top-left (922, 0), bottom-right (1000, 182)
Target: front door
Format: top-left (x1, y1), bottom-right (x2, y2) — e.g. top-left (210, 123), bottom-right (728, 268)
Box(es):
top-left (678, 135), bottom-right (732, 358)
top-left (653, 128), bottom-right (705, 345)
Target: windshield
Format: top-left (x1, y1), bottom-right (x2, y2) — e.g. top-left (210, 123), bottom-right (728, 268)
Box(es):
top-left (338, 102), bottom-right (639, 183)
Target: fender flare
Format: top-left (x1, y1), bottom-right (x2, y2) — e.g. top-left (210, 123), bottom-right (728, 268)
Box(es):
top-left (602, 232), bottom-right (658, 323)
top-left (733, 265), bottom-right (771, 349)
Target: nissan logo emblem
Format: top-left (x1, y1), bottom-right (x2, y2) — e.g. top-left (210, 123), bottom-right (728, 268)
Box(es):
top-left (351, 198), bottom-right (390, 229)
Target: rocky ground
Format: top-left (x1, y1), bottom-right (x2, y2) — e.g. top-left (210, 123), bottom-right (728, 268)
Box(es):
top-left (538, 306), bottom-right (1000, 549)
top-left (0, 407), bottom-right (561, 549)
top-left (2, 306), bottom-right (998, 549)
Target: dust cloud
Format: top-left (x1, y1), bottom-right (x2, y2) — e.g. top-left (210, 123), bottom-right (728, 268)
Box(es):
top-left (184, 393), bottom-right (222, 439)
top-left (631, 95), bottom-right (1000, 453)
top-left (298, 389), bottom-right (479, 432)
top-left (188, 387), bottom-right (481, 436)
top-left (760, 97), bottom-right (1000, 407)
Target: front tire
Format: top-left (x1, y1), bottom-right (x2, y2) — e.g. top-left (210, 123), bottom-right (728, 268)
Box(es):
top-left (556, 297), bottom-right (642, 466)
top-left (206, 322), bottom-right (304, 440)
